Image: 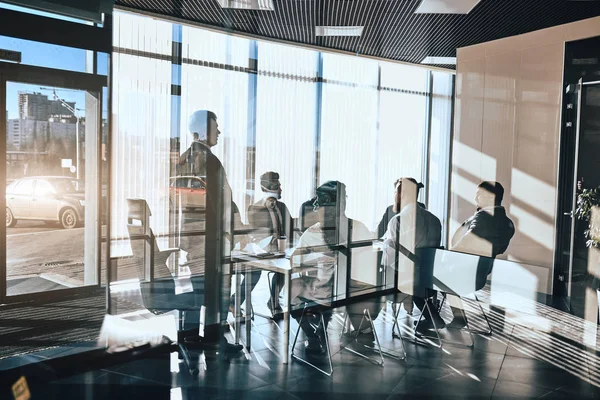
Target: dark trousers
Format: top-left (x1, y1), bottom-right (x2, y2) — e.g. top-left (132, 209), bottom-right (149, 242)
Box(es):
top-left (346, 297), bottom-right (385, 331)
top-left (270, 272), bottom-right (285, 305)
top-left (229, 270), bottom-right (262, 309)
top-left (181, 273), bottom-right (230, 342)
top-left (291, 305), bottom-right (333, 340)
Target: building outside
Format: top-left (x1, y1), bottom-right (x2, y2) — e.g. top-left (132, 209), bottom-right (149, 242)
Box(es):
top-left (18, 91), bottom-right (76, 122)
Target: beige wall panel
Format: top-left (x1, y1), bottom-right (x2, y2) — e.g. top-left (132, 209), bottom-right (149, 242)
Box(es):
top-left (564, 16), bottom-right (600, 42)
top-left (451, 58), bottom-right (486, 236)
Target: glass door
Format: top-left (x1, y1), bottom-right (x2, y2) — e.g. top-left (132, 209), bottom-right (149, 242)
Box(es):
top-left (568, 80), bottom-right (600, 323)
top-left (1, 66), bottom-right (104, 302)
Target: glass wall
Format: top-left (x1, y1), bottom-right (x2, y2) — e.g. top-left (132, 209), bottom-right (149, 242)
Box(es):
top-left (109, 10), bottom-right (454, 322)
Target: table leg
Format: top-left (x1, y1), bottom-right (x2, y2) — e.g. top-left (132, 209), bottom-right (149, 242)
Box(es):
top-left (283, 271), bottom-right (291, 364)
top-left (234, 265), bottom-right (241, 345)
top-left (245, 268), bottom-right (251, 349)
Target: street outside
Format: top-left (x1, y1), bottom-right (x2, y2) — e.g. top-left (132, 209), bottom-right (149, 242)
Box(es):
top-left (5, 212), bottom-right (209, 296)
top-left (7, 220), bottom-right (86, 293)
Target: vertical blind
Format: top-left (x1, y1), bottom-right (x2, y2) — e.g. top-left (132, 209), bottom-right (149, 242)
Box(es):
top-left (111, 10), bottom-right (454, 255)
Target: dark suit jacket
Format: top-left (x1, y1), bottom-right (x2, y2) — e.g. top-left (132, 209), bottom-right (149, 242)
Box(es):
top-left (248, 199), bottom-right (294, 250)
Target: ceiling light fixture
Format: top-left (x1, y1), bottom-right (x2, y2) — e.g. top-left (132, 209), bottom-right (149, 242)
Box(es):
top-left (216, 0), bottom-right (274, 11)
top-left (421, 56), bottom-right (457, 65)
top-left (315, 26), bottom-right (364, 37)
top-left (415, 0), bottom-right (482, 14)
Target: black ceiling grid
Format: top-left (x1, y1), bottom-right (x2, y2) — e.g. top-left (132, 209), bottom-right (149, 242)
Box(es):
top-left (115, 0), bottom-right (600, 69)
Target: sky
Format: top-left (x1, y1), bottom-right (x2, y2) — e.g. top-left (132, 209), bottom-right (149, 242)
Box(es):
top-left (0, 2), bottom-right (106, 119)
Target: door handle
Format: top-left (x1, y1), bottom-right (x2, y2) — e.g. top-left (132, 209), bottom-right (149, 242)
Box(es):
top-left (564, 211), bottom-right (573, 217)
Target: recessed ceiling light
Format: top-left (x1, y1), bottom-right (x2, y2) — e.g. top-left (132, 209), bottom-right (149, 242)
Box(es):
top-left (216, 0), bottom-right (274, 11)
top-left (415, 0), bottom-right (482, 14)
top-left (421, 56), bottom-right (457, 65)
top-left (315, 26), bottom-right (364, 37)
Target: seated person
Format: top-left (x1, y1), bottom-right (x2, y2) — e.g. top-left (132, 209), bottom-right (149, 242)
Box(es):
top-left (346, 177), bottom-right (443, 338)
top-left (231, 171), bottom-right (293, 316)
top-left (298, 195), bottom-right (321, 233)
top-left (291, 181), bottom-right (346, 354)
top-left (376, 178), bottom-right (427, 238)
top-left (447, 181), bottom-right (515, 328)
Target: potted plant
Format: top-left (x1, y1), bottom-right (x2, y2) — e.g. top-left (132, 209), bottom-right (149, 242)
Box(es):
top-left (575, 187), bottom-right (600, 248)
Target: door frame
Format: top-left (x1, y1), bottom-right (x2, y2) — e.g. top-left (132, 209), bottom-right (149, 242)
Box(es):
top-left (554, 77), bottom-right (600, 307)
top-left (0, 62), bottom-right (107, 304)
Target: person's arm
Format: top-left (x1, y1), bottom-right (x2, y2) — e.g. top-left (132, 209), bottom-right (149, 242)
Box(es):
top-left (282, 203), bottom-right (294, 246)
top-left (450, 223), bottom-right (468, 248)
top-left (377, 206), bottom-right (392, 238)
top-left (450, 215), bottom-right (493, 258)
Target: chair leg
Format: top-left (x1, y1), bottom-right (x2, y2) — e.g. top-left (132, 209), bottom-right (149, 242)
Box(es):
top-left (338, 310), bottom-right (349, 340)
top-left (414, 300), bottom-right (444, 350)
top-left (391, 303), bottom-right (400, 338)
top-left (438, 293), bottom-right (447, 312)
top-left (178, 343), bottom-right (199, 376)
top-left (417, 294), bottom-right (477, 349)
top-left (465, 294), bottom-right (493, 336)
top-left (459, 303), bottom-right (475, 347)
top-left (341, 308), bottom-right (406, 363)
top-left (320, 313), bottom-right (334, 376)
top-left (291, 304), bottom-right (333, 377)
top-left (341, 310), bottom-right (384, 366)
top-left (290, 304), bottom-right (307, 355)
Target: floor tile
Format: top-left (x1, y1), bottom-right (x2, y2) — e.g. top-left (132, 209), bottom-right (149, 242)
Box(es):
top-left (497, 355), bottom-right (591, 391)
top-left (213, 384), bottom-right (302, 400)
top-left (491, 380), bottom-right (554, 399)
top-left (390, 364), bottom-right (497, 399)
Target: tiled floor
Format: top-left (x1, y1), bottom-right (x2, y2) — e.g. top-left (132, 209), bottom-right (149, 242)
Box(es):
top-left (3, 278), bottom-right (600, 399)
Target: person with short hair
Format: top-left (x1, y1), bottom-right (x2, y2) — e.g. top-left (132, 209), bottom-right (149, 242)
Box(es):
top-left (291, 181), bottom-right (348, 354)
top-left (448, 181), bottom-right (515, 328)
top-left (177, 110), bottom-right (244, 354)
top-left (241, 171), bottom-right (293, 317)
top-left (346, 177), bottom-right (443, 339)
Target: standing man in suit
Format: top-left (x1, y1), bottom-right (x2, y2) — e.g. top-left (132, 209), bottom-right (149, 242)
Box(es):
top-left (245, 171), bottom-right (293, 317)
top-left (177, 110), bottom-right (244, 354)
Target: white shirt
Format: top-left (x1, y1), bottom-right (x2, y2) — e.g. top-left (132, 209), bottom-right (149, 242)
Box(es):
top-left (382, 203), bottom-right (441, 268)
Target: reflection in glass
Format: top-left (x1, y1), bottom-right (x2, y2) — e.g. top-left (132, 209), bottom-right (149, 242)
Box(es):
top-left (5, 82), bottom-right (100, 296)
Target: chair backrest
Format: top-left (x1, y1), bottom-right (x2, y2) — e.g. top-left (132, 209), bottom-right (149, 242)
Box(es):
top-left (414, 248), bottom-right (494, 296)
top-left (126, 198), bottom-right (180, 312)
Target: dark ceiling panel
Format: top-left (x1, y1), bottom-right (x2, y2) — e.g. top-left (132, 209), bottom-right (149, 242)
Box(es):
top-left (115, 0), bottom-right (600, 69)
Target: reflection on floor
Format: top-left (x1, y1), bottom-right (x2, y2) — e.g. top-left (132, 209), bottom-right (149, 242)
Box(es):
top-left (6, 276), bottom-right (66, 296)
top-left (2, 275), bottom-right (600, 399)
top-left (0, 290), bottom-right (139, 359)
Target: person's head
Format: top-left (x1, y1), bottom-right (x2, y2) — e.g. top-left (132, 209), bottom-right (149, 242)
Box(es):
top-left (313, 181), bottom-right (347, 246)
top-left (393, 177), bottom-right (422, 213)
top-left (475, 181), bottom-right (504, 210)
top-left (260, 171), bottom-right (282, 200)
top-left (192, 132), bottom-right (199, 142)
top-left (313, 181), bottom-right (346, 218)
top-left (188, 110), bottom-right (220, 147)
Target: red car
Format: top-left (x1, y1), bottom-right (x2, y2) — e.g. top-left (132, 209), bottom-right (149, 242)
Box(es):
top-left (169, 176), bottom-right (206, 211)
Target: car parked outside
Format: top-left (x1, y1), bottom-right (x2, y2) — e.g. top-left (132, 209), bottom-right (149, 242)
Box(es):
top-left (169, 176), bottom-right (206, 211)
top-left (6, 176), bottom-right (85, 229)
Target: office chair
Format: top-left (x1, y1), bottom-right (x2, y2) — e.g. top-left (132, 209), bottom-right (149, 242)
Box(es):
top-left (126, 198), bottom-right (199, 376)
top-left (411, 248), bottom-right (495, 349)
top-left (291, 302), bottom-right (334, 376)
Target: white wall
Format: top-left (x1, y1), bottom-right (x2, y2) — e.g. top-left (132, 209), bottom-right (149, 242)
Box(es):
top-left (452, 16), bottom-right (600, 294)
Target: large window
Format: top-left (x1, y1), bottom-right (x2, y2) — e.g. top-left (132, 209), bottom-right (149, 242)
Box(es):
top-left (255, 42), bottom-right (319, 220)
top-left (110, 10), bottom-right (454, 301)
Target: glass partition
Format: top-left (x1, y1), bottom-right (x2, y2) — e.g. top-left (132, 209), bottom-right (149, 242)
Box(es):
top-left (109, 10), bottom-right (454, 351)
